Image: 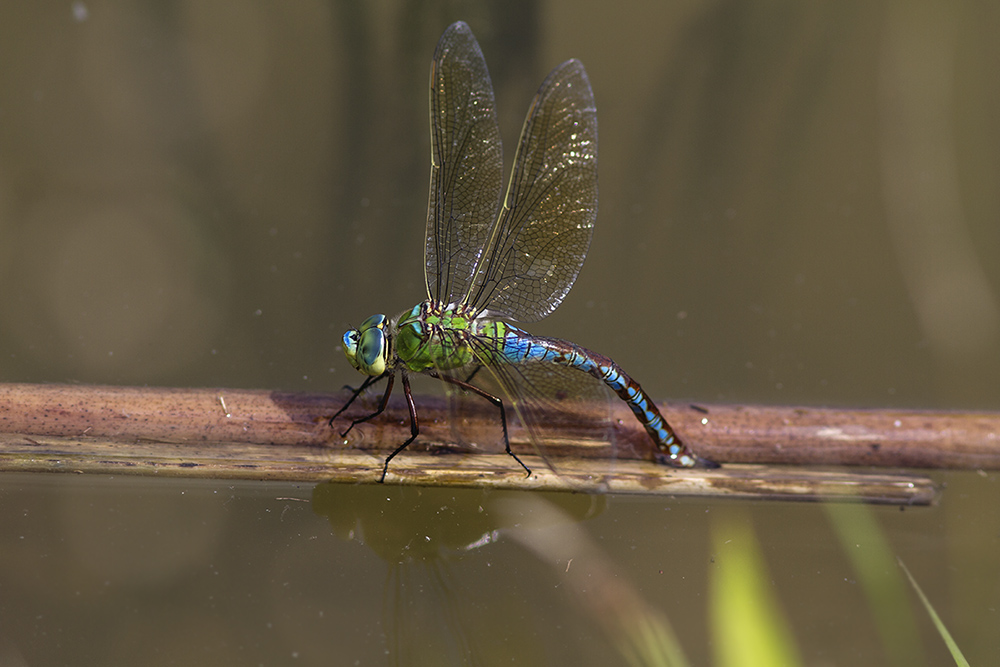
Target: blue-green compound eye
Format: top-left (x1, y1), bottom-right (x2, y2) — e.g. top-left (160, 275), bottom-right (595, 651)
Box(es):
top-left (357, 327), bottom-right (387, 376)
top-left (359, 313), bottom-right (388, 331)
top-left (343, 314), bottom-right (389, 375)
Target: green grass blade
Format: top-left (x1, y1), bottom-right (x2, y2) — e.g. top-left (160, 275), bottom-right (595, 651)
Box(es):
top-left (897, 558), bottom-right (971, 667)
top-left (710, 509), bottom-right (802, 667)
top-left (824, 503), bottom-right (926, 666)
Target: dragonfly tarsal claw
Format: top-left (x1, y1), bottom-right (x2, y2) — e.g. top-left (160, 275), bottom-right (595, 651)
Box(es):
top-left (509, 453), bottom-right (532, 478)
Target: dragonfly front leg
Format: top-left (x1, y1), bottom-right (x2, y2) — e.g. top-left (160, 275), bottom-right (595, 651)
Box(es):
top-left (332, 372), bottom-right (395, 439)
top-left (328, 374), bottom-right (383, 428)
top-left (429, 370), bottom-right (532, 478)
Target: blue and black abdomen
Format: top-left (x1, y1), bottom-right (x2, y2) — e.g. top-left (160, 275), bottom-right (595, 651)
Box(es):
top-left (485, 323), bottom-right (703, 468)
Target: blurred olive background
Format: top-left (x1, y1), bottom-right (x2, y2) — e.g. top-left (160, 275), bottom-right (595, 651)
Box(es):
top-left (1, 1), bottom-right (998, 665)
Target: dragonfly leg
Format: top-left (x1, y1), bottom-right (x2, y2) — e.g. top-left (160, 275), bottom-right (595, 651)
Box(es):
top-left (429, 371), bottom-right (532, 478)
top-left (334, 372), bottom-right (395, 438)
top-left (379, 371), bottom-right (420, 483)
top-left (462, 363), bottom-right (484, 384)
top-left (328, 374), bottom-right (383, 427)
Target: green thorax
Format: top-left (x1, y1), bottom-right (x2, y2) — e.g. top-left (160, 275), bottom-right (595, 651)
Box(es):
top-left (394, 300), bottom-right (501, 373)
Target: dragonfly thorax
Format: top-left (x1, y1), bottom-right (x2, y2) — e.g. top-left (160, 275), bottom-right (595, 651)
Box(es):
top-left (395, 300), bottom-right (477, 374)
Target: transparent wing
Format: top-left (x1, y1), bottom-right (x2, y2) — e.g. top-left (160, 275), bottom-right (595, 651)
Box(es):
top-left (424, 21), bottom-right (503, 305)
top-left (465, 59), bottom-right (598, 322)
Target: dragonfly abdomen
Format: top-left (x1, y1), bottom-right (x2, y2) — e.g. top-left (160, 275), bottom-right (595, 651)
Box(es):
top-left (491, 325), bottom-right (701, 467)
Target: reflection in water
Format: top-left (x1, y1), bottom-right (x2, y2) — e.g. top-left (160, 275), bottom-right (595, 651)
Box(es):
top-left (312, 483), bottom-right (511, 665)
top-left (312, 483), bottom-right (688, 666)
top-left (495, 496), bottom-right (691, 667)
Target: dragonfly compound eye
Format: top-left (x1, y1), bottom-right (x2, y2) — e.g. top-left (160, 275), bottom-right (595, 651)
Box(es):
top-left (359, 313), bottom-right (388, 331)
top-left (357, 327), bottom-right (388, 376)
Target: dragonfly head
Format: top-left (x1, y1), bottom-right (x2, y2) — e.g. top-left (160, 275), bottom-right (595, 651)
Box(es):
top-left (343, 314), bottom-right (390, 377)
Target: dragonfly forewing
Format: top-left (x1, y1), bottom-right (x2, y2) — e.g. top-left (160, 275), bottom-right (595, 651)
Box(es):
top-left (425, 22), bottom-right (503, 306)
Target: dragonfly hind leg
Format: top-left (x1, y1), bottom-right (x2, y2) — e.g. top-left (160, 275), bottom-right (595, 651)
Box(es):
top-left (429, 370), bottom-right (532, 478)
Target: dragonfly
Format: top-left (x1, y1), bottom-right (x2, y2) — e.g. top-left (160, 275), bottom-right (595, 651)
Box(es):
top-left (331, 21), bottom-right (717, 482)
